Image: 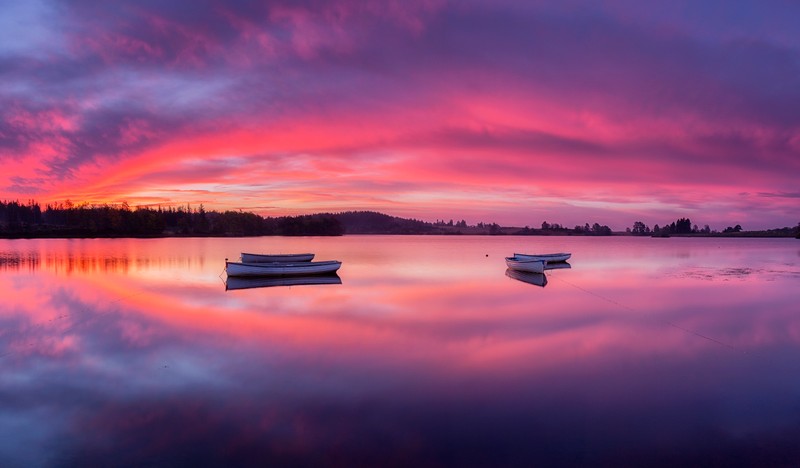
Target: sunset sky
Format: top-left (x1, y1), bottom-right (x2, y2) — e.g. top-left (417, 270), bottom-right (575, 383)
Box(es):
top-left (1, 0), bottom-right (798, 230)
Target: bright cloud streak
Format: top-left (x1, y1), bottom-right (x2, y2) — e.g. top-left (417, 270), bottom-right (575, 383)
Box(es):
top-left (1, 0), bottom-right (798, 229)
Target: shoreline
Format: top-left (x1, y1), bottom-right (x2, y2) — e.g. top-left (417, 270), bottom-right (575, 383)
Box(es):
top-left (1, 232), bottom-right (796, 240)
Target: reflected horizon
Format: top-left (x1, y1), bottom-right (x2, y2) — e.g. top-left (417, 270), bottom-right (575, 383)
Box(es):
top-left (1, 236), bottom-right (799, 465)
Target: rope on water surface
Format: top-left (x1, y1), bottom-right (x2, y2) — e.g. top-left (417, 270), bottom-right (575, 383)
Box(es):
top-left (547, 272), bottom-right (748, 354)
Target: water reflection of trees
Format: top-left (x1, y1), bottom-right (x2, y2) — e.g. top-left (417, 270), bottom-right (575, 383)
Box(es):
top-left (0, 251), bottom-right (207, 275)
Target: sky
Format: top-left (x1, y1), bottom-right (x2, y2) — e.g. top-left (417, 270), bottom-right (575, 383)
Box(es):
top-left (0, 0), bottom-right (798, 230)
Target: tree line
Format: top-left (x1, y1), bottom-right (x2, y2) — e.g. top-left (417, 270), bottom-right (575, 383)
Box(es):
top-left (2, 200), bottom-right (797, 238)
top-left (510, 221), bottom-right (612, 236)
top-left (626, 217), bottom-right (799, 237)
top-left (0, 200), bottom-right (343, 237)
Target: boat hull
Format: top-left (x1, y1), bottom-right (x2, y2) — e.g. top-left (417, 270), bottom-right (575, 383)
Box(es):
top-left (241, 252), bottom-right (314, 263)
top-left (514, 252), bottom-right (571, 262)
top-left (505, 257), bottom-right (545, 274)
top-left (226, 260), bottom-right (341, 277)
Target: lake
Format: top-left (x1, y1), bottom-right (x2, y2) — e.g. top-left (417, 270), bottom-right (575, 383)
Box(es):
top-left (1, 236), bottom-right (799, 466)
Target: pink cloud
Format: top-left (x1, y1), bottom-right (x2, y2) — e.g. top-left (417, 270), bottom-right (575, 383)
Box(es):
top-left (1, 0), bottom-right (798, 229)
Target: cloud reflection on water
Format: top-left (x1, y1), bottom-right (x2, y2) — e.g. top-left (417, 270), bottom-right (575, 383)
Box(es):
top-left (1, 237), bottom-right (800, 465)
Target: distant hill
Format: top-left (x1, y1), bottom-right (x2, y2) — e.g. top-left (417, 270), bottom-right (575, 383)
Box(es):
top-left (332, 211), bottom-right (437, 234)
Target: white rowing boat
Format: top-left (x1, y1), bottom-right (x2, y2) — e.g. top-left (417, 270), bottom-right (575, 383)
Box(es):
top-left (514, 252), bottom-right (571, 263)
top-left (226, 260), bottom-right (341, 277)
top-left (241, 252), bottom-right (314, 263)
top-left (505, 256), bottom-right (545, 274)
top-left (225, 274), bottom-right (341, 290)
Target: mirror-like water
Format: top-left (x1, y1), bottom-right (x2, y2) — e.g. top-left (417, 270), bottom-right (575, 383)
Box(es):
top-left (1, 236), bottom-right (799, 466)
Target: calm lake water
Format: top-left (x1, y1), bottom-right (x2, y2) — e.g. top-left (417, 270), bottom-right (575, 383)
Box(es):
top-left (1, 236), bottom-right (799, 466)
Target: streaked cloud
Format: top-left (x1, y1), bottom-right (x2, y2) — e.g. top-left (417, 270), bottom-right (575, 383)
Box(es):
top-left (0, 0), bottom-right (797, 229)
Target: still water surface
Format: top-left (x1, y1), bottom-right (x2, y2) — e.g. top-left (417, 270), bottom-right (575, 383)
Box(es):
top-left (1, 236), bottom-right (799, 466)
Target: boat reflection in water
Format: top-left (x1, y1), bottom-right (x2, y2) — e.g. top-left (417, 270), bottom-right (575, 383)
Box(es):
top-left (505, 268), bottom-right (548, 287)
top-left (544, 261), bottom-right (572, 271)
top-left (506, 261), bottom-right (571, 287)
top-left (225, 273), bottom-right (342, 291)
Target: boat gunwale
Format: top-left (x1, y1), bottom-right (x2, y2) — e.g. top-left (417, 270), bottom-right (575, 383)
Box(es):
top-left (513, 252), bottom-right (571, 262)
top-left (232, 260), bottom-right (341, 268)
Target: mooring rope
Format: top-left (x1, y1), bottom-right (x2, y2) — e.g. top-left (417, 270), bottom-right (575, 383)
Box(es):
top-left (548, 273), bottom-right (747, 354)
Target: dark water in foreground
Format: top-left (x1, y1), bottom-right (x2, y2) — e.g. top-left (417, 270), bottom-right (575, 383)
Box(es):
top-left (1, 236), bottom-right (799, 466)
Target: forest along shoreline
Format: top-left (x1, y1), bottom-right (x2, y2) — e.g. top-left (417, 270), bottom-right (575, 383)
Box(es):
top-left (1, 200), bottom-right (798, 239)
